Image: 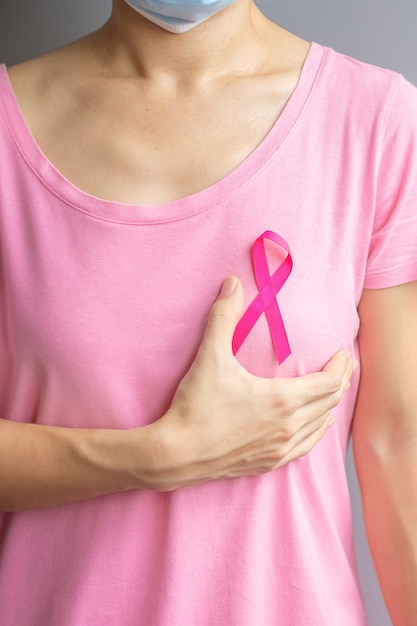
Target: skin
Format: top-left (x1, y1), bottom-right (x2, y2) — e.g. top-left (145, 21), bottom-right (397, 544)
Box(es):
top-left (2, 1), bottom-right (417, 621)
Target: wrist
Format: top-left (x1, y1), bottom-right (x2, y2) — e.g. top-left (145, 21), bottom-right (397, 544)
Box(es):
top-left (95, 416), bottom-right (189, 493)
top-left (132, 411), bottom-right (195, 491)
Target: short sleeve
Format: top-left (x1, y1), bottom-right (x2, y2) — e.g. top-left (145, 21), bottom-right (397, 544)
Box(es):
top-left (364, 76), bottom-right (417, 289)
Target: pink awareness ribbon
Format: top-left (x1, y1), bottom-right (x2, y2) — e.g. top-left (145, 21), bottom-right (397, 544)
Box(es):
top-left (232, 231), bottom-right (293, 364)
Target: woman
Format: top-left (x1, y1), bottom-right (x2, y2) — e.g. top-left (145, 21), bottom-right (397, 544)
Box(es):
top-left (0, 0), bottom-right (416, 624)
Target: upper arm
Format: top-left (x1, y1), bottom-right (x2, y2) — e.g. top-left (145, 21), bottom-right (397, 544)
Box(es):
top-left (353, 281), bottom-right (417, 447)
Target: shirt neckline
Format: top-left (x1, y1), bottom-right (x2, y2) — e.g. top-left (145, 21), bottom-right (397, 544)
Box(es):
top-left (0, 43), bottom-right (326, 225)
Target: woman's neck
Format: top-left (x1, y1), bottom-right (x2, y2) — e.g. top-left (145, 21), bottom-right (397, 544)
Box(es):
top-left (95, 0), bottom-right (276, 87)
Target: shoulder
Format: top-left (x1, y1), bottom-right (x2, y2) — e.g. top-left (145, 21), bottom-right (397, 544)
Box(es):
top-left (319, 46), bottom-right (405, 94)
top-left (308, 45), bottom-right (417, 152)
top-left (4, 34), bottom-right (102, 133)
top-left (317, 45), bottom-right (416, 116)
top-left (6, 30), bottom-right (104, 95)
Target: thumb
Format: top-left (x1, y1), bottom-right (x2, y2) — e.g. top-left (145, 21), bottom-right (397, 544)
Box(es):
top-left (202, 277), bottom-right (245, 354)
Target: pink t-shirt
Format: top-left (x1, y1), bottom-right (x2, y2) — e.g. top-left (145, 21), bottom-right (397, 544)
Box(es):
top-left (1, 43), bottom-right (417, 625)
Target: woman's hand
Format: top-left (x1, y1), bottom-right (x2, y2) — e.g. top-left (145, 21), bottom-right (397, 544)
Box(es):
top-left (145, 277), bottom-right (355, 490)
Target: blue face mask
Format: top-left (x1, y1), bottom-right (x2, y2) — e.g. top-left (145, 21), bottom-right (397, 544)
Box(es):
top-left (124, 0), bottom-right (237, 34)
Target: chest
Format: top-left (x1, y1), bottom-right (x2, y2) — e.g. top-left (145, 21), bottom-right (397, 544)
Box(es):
top-left (21, 75), bottom-right (296, 204)
top-left (0, 107), bottom-right (376, 429)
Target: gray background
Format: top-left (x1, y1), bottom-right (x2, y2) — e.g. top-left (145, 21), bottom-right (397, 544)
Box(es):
top-left (1, 2), bottom-right (416, 624)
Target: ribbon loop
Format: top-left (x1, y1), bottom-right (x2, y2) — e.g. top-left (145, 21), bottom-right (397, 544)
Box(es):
top-left (232, 231), bottom-right (292, 364)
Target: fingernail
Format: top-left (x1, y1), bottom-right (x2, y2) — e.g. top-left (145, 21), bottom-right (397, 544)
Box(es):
top-left (352, 359), bottom-right (359, 371)
top-left (221, 277), bottom-right (237, 296)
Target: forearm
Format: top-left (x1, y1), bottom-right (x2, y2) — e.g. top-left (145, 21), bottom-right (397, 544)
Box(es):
top-left (0, 418), bottom-right (162, 511)
top-left (0, 281), bottom-right (354, 512)
top-left (353, 432), bottom-right (417, 626)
